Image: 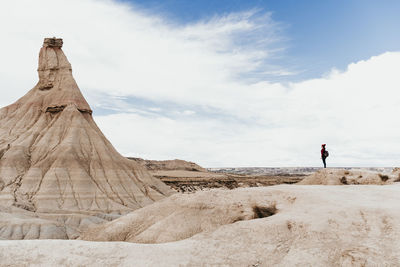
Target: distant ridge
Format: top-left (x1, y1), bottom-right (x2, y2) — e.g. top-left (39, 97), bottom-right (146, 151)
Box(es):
top-left (209, 167), bottom-right (395, 176)
top-left (128, 157), bottom-right (206, 172)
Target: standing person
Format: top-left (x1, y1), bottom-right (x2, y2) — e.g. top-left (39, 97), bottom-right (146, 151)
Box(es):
top-left (321, 144), bottom-right (329, 168)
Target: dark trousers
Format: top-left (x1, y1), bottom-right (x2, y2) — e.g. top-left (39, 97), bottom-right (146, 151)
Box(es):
top-left (322, 157), bottom-right (326, 168)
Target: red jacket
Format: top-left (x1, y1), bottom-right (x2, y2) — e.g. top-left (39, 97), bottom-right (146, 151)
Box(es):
top-left (321, 147), bottom-right (326, 157)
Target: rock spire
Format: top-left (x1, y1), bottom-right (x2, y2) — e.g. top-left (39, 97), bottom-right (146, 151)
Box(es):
top-left (0, 38), bottom-right (173, 214)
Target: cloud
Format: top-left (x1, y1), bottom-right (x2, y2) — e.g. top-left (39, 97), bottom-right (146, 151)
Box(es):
top-left (1, 0), bottom-right (399, 167)
top-left (0, 0), bottom-right (285, 106)
top-left (95, 52), bottom-right (400, 167)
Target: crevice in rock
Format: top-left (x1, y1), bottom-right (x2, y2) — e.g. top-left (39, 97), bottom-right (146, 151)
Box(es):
top-left (150, 185), bottom-right (167, 196)
top-left (252, 204), bottom-right (277, 219)
top-left (39, 83), bottom-right (54, 90)
top-left (379, 174), bottom-right (389, 182)
top-left (46, 105), bottom-right (66, 113)
top-left (0, 143), bottom-right (10, 160)
top-left (78, 108), bottom-right (92, 115)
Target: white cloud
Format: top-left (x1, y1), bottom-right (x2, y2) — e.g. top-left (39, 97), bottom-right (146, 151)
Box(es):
top-left (0, 0), bottom-right (284, 107)
top-left (1, 0), bottom-right (400, 167)
top-left (95, 52), bottom-right (400, 167)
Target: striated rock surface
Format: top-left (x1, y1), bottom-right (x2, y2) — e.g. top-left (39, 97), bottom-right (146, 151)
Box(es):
top-left (0, 38), bottom-right (173, 239)
top-left (0, 205), bottom-right (70, 240)
top-left (0, 204), bottom-right (114, 240)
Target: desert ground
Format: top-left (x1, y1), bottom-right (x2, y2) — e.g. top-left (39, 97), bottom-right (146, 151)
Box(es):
top-left (2, 164), bottom-right (400, 266)
top-left (1, 38), bottom-right (400, 266)
top-left (3, 183), bottom-right (400, 266)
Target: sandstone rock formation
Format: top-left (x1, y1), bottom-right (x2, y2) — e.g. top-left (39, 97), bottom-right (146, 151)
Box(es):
top-left (4, 184), bottom-right (400, 266)
top-left (0, 38), bottom-right (173, 239)
top-left (128, 158), bottom-right (206, 172)
top-left (298, 168), bottom-right (398, 185)
top-left (80, 189), bottom-right (277, 243)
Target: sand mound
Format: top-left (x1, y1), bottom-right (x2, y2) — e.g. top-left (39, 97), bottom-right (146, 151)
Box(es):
top-left (80, 189), bottom-right (277, 243)
top-left (298, 168), bottom-right (397, 185)
top-left (3, 185), bottom-right (400, 266)
top-left (129, 158), bottom-right (206, 172)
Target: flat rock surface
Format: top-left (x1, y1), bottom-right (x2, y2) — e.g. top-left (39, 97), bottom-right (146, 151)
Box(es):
top-left (2, 184), bottom-right (399, 266)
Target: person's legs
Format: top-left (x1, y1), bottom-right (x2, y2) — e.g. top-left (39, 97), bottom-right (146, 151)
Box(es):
top-left (322, 157), bottom-right (326, 168)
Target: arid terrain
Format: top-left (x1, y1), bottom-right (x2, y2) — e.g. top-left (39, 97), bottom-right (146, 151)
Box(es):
top-left (146, 164), bottom-right (395, 192)
top-left (3, 183), bottom-right (400, 266)
top-left (152, 168), bottom-right (305, 192)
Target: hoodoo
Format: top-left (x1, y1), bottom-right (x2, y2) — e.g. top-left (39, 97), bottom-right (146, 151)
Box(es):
top-left (0, 38), bottom-right (173, 215)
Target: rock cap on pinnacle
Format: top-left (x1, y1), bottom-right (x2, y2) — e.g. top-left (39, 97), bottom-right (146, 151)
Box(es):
top-left (43, 37), bottom-right (63, 48)
top-left (35, 37), bottom-right (92, 114)
top-left (1, 37), bottom-right (93, 115)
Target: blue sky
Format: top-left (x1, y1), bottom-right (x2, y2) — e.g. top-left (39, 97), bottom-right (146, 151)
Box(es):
top-left (2, 0), bottom-right (400, 167)
top-left (123, 0), bottom-right (400, 81)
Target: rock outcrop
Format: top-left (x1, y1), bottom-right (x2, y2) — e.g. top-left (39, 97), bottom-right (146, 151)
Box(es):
top-left (80, 189), bottom-right (277, 243)
top-left (298, 168), bottom-right (398, 185)
top-left (128, 158), bottom-right (206, 172)
top-left (0, 38), bottom-right (173, 220)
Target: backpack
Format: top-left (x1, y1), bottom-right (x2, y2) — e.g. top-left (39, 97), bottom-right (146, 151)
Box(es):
top-left (323, 150), bottom-right (329, 158)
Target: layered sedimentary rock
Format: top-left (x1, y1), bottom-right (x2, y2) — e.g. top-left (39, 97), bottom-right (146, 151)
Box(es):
top-left (128, 158), bottom-right (207, 172)
top-left (0, 38), bottom-right (173, 218)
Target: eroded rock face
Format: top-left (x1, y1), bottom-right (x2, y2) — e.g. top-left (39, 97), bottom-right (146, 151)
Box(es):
top-left (298, 168), bottom-right (398, 185)
top-left (80, 189), bottom-right (277, 243)
top-left (128, 158), bottom-right (207, 172)
top-left (0, 38), bottom-right (173, 218)
top-left (0, 205), bottom-right (112, 240)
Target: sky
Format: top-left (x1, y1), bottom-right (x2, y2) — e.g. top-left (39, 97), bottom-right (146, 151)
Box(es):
top-left (0, 0), bottom-right (400, 167)
top-left (124, 0), bottom-right (400, 81)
